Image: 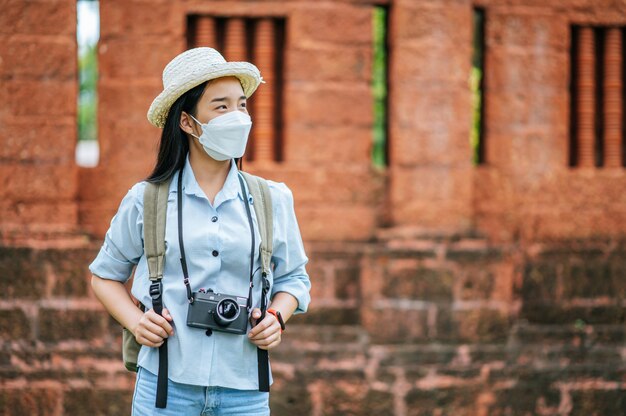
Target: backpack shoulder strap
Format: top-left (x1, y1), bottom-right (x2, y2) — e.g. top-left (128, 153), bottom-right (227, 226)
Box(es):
top-left (143, 179), bottom-right (171, 281)
top-left (240, 171), bottom-right (273, 276)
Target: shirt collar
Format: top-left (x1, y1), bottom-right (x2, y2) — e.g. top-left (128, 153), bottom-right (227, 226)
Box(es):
top-left (178, 156), bottom-right (245, 205)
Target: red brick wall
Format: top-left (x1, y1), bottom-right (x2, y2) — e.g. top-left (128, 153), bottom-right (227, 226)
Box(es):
top-left (79, 0), bottom-right (381, 242)
top-left (473, 0), bottom-right (626, 242)
top-left (0, 0), bottom-right (80, 246)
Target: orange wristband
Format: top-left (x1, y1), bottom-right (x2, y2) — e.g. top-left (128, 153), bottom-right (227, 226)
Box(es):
top-left (267, 309), bottom-right (285, 332)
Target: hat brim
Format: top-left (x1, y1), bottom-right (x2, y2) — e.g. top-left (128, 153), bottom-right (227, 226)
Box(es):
top-left (147, 62), bottom-right (262, 128)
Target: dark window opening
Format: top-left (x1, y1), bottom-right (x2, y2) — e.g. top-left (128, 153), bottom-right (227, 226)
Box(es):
top-left (187, 15), bottom-right (286, 163)
top-left (570, 25), bottom-right (625, 168)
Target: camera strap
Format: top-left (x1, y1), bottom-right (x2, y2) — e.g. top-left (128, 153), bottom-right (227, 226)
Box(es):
top-left (144, 177), bottom-right (171, 409)
top-left (239, 171), bottom-right (274, 393)
top-left (177, 167), bottom-right (273, 394)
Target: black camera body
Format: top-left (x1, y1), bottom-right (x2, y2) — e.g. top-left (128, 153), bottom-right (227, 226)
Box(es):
top-left (186, 289), bottom-right (249, 335)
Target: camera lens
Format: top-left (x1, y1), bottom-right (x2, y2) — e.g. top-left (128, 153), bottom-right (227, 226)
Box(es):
top-left (214, 298), bottom-right (240, 326)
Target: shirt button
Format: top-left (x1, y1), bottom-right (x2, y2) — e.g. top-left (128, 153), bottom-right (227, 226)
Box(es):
top-left (212, 250), bottom-right (219, 257)
top-left (211, 216), bottom-right (218, 223)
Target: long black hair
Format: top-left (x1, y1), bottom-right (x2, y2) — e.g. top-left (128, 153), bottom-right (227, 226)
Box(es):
top-left (146, 81), bottom-right (208, 183)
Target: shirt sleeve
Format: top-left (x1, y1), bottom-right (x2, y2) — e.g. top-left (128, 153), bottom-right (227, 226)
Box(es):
top-left (268, 181), bottom-right (311, 314)
top-left (89, 182), bottom-right (146, 283)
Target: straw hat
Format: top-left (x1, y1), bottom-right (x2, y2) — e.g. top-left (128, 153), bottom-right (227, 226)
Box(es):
top-left (147, 47), bottom-right (263, 128)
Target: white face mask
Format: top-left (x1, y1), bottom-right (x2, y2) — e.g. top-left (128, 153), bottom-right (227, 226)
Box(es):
top-left (189, 111), bottom-right (252, 161)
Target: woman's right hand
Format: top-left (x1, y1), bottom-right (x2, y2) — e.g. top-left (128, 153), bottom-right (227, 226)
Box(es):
top-left (133, 308), bottom-right (174, 348)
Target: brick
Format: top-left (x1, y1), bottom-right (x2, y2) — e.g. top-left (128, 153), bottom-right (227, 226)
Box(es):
top-left (378, 345), bottom-right (457, 367)
top-left (406, 387), bottom-right (479, 416)
top-left (296, 204), bottom-right (377, 241)
top-left (38, 307), bottom-right (107, 342)
top-left (394, 2), bottom-right (470, 46)
top-left (487, 46), bottom-right (569, 92)
top-left (521, 303), bottom-right (625, 325)
top-left (63, 388), bottom-right (133, 415)
top-left (515, 323), bottom-right (626, 345)
top-left (447, 243), bottom-right (502, 261)
top-left (389, 166), bottom-right (473, 230)
top-left (390, 166), bottom-right (473, 204)
top-left (99, 37), bottom-right (180, 80)
top-left (96, 120), bottom-right (160, 170)
top-left (489, 11), bottom-right (569, 52)
top-left (0, 36), bottom-right (75, 80)
top-left (284, 124), bottom-right (372, 165)
top-left (383, 266), bottom-right (453, 301)
top-left (270, 371), bottom-right (313, 415)
top-left (608, 256), bottom-right (626, 299)
top-left (0, 308), bottom-right (31, 340)
top-left (311, 372), bottom-right (394, 416)
top-left (293, 306), bottom-right (359, 326)
top-left (0, 1), bottom-right (75, 36)
top-left (457, 266), bottom-right (496, 300)
top-left (249, 166), bottom-right (379, 205)
top-left (288, 45), bottom-right (371, 83)
top-left (0, 387), bottom-right (62, 416)
top-left (100, 1), bottom-right (176, 36)
top-left (45, 248), bottom-right (97, 298)
top-left (449, 308), bottom-right (511, 343)
top-left (0, 164), bottom-right (77, 201)
top-left (304, 261), bottom-right (330, 301)
top-left (0, 247), bottom-right (46, 299)
top-left (285, 84), bottom-right (372, 128)
top-left (4, 80), bottom-right (76, 117)
top-left (334, 264), bottom-right (360, 300)
top-left (0, 120), bottom-right (75, 162)
top-left (390, 124), bottom-right (471, 168)
top-left (280, 325), bottom-right (365, 345)
top-left (489, 381), bottom-right (560, 416)
top-left (362, 306), bottom-right (428, 344)
top-left (99, 82), bottom-right (161, 122)
top-left (564, 257), bottom-right (624, 299)
top-left (570, 389), bottom-right (626, 415)
top-left (290, 5), bottom-right (372, 45)
top-left (486, 89), bottom-right (567, 140)
top-left (78, 163), bottom-right (149, 204)
top-left (520, 261), bottom-right (559, 301)
top-left (0, 200), bottom-right (79, 228)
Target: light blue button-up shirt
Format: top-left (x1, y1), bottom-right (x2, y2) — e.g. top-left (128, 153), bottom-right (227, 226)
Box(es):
top-left (89, 158), bottom-right (311, 389)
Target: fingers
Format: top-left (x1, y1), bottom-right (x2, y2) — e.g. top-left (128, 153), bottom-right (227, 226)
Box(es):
top-left (134, 309), bottom-right (174, 348)
top-left (250, 330), bottom-right (281, 350)
top-left (148, 308), bottom-right (174, 335)
top-left (249, 308), bottom-right (262, 326)
top-left (162, 308), bottom-right (174, 323)
top-left (248, 313), bottom-right (282, 350)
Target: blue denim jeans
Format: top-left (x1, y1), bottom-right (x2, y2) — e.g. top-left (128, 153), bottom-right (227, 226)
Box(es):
top-left (132, 367), bottom-right (270, 416)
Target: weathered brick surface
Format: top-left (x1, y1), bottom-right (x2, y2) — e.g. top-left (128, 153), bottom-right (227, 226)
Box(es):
top-left (406, 387), bottom-right (480, 416)
top-left (38, 307), bottom-right (108, 343)
top-left (0, 247), bottom-right (47, 299)
top-left (0, 387), bottom-right (63, 416)
top-left (63, 388), bottom-right (133, 416)
top-left (270, 370), bottom-right (313, 415)
top-left (0, 308), bottom-right (31, 340)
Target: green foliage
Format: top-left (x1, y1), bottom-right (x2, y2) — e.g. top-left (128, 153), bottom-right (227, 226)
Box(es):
top-left (372, 7), bottom-right (387, 168)
top-left (470, 8), bottom-right (485, 165)
top-left (469, 66), bottom-right (482, 166)
top-left (78, 43), bottom-right (98, 141)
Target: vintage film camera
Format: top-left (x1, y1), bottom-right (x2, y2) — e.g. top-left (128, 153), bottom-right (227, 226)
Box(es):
top-left (186, 289), bottom-right (249, 335)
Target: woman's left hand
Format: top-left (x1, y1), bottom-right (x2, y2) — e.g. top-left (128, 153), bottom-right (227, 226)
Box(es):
top-left (248, 308), bottom-right (282, 350)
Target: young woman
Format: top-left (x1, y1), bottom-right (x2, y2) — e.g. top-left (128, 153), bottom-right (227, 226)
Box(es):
top-left (90, 47), bottom-right (311, 415)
